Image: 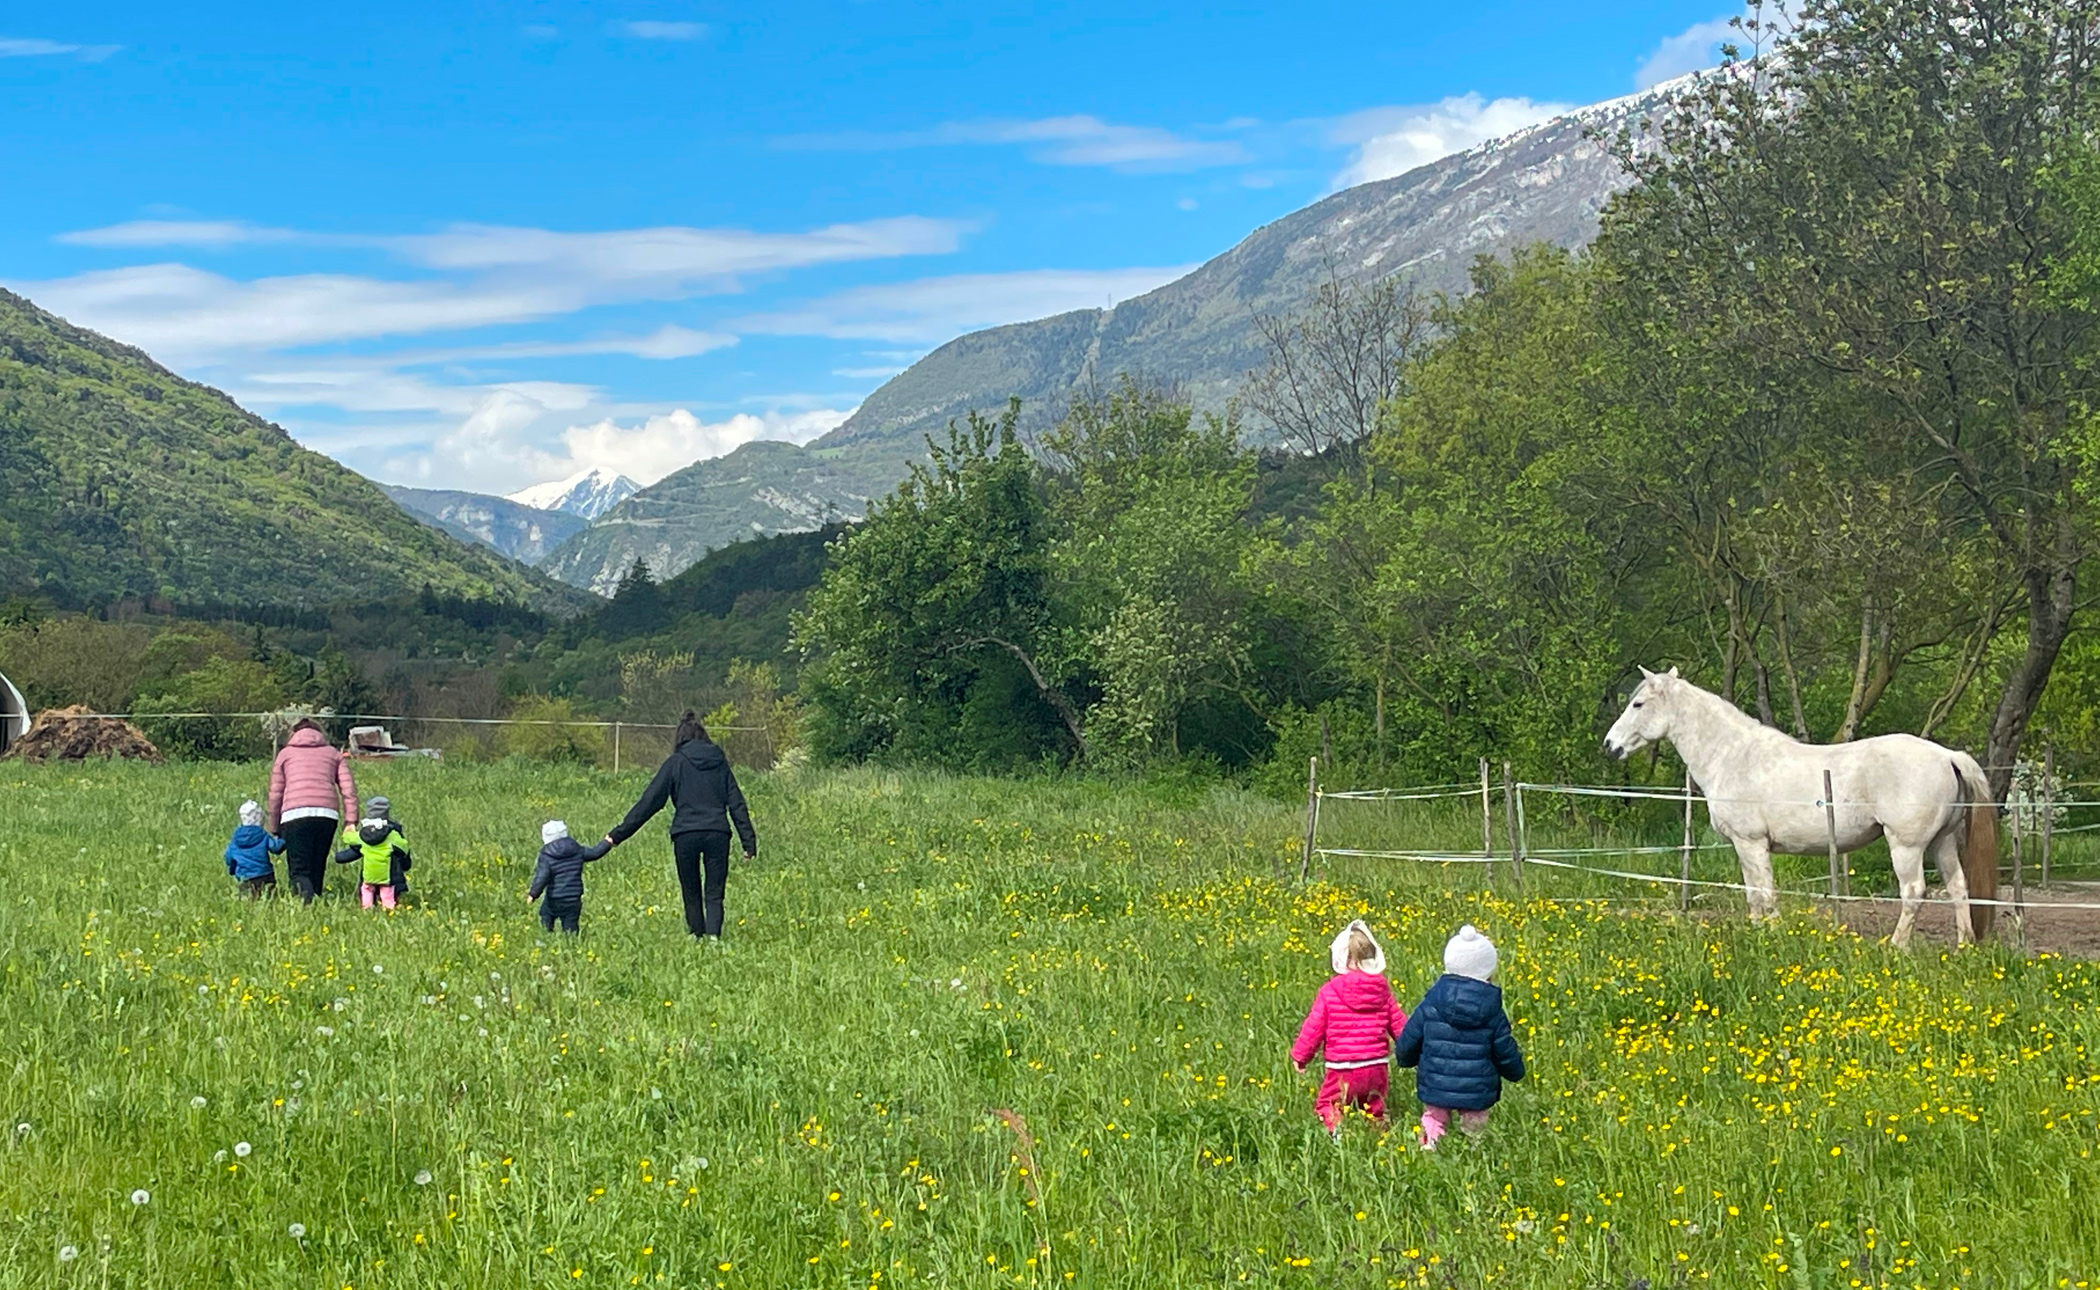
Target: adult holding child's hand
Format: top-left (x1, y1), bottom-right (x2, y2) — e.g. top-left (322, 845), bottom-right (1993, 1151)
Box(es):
top-left (267, 717), bottom-right (358, 905)
top-left (603, 711), bottom-right (756, 939)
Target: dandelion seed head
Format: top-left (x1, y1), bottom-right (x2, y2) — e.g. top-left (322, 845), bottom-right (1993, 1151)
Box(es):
top-left (415, 1171), bottom-right (433, 1186)
top-left (130, 1189), bottom-right (150, 1206)
top-left (234, 1141), bottom-right (252, 1158)
top-left (288, 1223), bottom-right (306, 1239)
top-left (189, 1096), bottom-right (207, 1110)
top-left (58, 1245), bottom-right (79, 1262)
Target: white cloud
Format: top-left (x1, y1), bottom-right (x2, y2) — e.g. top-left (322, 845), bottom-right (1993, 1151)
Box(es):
top-left (0, 36), bottom-right (120, 60)
top-left (24, 217), bottom-right (968, 360)
top-left (552, 408), bottom-right (847, 485)
top-left (1636, 15), bottom-right (1742, 89)
top-left (781, 115), bottom-right (1247, 172)
top-left (739, 265), bottom-right (1194, 344)
top-left (616, 20), bottom-right (707, 40)
top-left (58, 220), bottom-right (309, 248)
top-left (1327, 94), bottom-right (1572, 189)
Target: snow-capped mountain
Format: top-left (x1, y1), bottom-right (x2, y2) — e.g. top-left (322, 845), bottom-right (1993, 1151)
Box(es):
top-left (507, 467), bottom-right (641, 521)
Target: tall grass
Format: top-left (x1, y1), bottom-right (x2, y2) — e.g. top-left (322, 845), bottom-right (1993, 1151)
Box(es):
top-left (1, 759), bottom-right (2095, 1288)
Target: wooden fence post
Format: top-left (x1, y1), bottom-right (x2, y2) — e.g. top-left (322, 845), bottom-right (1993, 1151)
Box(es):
top-left (2010, 792), bottom-right (2026, 937)
top-left (1298, 757), bottom-right (1319, 885)
top-left (1823, 769), bottom-right (1844, 905)
top-left (2042, 744), bottom-right (2055, 890)
top-left (1504, 762), bottom-right (1524, 887)
top-left (1479, 756), bottom-right (1493, 858)
top-left (613, 721), bottom-right (622, 774)
top-left (1680, 768), bottom-right (1695, 913)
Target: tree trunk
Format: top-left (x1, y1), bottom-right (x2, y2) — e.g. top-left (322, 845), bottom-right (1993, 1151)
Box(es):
top-left (1753, 655), bottom-right (1776, 728)
top-left (1836, 602), bottom-right (1874, 742)
top-left (1985, 560), bottom-right (2077, 801)
top-left (1373, 673), bottom-right (1386, 772)
top-left (1720, 584), bottom-right (1743, 709)
top-left (1773, 593), bottom-right (1810, 738)
top-left (1921, 595), bottom-right (2007, 739)
top-left (974, 636), bottom-right (1089, 763)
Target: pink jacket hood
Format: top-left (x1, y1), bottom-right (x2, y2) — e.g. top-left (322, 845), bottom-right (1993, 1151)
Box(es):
top-left (266, 728), bottom-right (358, 831)
top-left (1292, 970), bottom-right (1408, 1067)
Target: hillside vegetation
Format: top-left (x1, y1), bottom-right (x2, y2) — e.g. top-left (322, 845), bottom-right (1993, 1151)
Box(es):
top-left (0, 290), bottom-right (583, 612)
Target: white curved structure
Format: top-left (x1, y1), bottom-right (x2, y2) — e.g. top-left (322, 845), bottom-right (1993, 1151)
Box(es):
top-left (0, 671), bottom-right (28, 754)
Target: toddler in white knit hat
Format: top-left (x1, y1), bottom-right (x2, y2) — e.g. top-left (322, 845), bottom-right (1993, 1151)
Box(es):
top-left (1394, 924), bottom-right (1525, 1148)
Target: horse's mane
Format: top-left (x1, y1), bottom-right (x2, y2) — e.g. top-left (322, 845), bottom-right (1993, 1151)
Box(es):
top-left (1664, 674), bottom-right (1779, 740)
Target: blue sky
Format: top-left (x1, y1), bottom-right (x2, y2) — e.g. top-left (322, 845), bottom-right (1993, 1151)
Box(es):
top-left (2, 2), bottom-right (1747, 495)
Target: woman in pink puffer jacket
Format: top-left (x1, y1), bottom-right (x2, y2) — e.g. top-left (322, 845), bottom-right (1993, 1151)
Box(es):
top-left (267, 719), bottom-right (359, 904)
top-left (1292, 919), bottom-right (1408, 1133)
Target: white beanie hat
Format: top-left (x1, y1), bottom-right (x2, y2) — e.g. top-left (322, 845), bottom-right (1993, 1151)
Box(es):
top-left (542, 820), bottom-right (569, 845)
top-left (238, 800), bottom-right (263, 827)
top-left (1443, 924), bottom-right (1499, 980)
top-left (1329, 919), bottom-right (1386, 975)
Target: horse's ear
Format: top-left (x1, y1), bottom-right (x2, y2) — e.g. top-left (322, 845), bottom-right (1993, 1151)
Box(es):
top-left (1666, 665), bottom-right (1680, 678)
top-left (1638, 665), bottom-right (1655, 679)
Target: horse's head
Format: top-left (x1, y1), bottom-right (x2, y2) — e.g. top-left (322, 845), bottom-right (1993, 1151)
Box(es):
top-left (1603, 665), bottom-right (1681, 760)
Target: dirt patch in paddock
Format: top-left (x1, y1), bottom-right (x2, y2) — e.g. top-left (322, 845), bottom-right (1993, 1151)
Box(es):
top-left (3, 706), bottom-right (163, 764)
top-left (1834, 891), bottom-right (2100, 957)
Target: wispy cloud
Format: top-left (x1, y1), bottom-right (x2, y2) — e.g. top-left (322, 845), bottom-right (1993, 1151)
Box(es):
top-left (616, 20), bottom-right (707, 40)
top-left (0, 36), bottom-right (120, 61)
top-left (781, 115), bottom-right (1247, 172)
top-left (1635, 15), bottom-right (1742, 89)
top-left (29, 217), bottom-right (971, 359)
top-left (1325, 94), bottom-right (1571, 189)
top-left (738, 265), bottom-right (1194, 344)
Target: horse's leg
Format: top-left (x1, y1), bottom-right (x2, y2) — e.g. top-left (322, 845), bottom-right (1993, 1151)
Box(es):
top-left (1734, 836), bottom-right (1778, 921)
top-left (1889, 840), bottom-right (1928, 949)
top-left (1930, 830), bottom-right (1974, 946)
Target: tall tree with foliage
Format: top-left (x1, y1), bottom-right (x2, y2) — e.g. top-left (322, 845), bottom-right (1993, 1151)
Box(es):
top-left (795, 402), bottom-right (1083, 767)
top-left (1600, 0), bottom-right (2100, 792)
top-left (1046, 380), bottom-right (1264, 766)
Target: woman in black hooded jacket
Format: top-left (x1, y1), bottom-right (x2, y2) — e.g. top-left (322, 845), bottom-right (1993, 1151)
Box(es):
top-left (604, 712), bottom-right (758, 938)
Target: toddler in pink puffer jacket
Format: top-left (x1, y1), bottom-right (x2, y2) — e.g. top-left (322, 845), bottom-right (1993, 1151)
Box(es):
top-left (1291, 920), bottom-right (1408, 1134)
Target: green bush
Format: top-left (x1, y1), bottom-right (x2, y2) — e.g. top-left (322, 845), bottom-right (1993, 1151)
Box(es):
top-left (132, 658), bottom-right (288, 760)
top-left (496, 694), bottom-right (608, 765)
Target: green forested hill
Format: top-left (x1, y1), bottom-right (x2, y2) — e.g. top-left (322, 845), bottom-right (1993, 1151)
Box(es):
top-left (0, 289), bottom-right (587, 612)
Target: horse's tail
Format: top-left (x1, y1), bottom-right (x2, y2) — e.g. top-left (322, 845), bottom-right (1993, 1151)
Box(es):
top-left (1954, 756), bottom-right (1998, 938)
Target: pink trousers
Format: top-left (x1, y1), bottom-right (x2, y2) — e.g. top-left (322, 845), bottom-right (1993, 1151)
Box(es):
top-left (360, 883), bottom-right (396, 909)
top-left (1419, 1104), bottom-right (1490, 1147)
top-left (1315, 1065), bottom-right (1389, 1130)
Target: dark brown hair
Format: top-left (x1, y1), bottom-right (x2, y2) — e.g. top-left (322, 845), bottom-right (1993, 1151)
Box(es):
top-left (672, 710), bottom-right (710, 746)
top-left (291, 717), bottom-right (323, 735)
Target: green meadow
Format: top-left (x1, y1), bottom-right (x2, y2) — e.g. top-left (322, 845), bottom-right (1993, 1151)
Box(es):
top-left (2, 759), bottom-right (2097, 1289)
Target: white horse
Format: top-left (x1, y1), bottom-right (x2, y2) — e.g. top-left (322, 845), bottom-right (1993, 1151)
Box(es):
top-left (1602, 667), bottom-right (1998, 947)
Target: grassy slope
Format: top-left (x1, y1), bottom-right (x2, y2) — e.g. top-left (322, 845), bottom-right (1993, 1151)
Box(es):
top-left (1, 760), bottom-right (2095, 1288)
top-left (0, 289), bottom-right (586, 612)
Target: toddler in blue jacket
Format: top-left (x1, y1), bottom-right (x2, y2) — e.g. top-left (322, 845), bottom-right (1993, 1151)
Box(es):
top-left (223, 800), bottom-right (285, 898)
top-left (1395, 924), bottom-right (1525, 1148)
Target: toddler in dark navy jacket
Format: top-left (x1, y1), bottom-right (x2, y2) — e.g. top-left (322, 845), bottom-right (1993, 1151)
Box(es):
top-left (1395, 924), bottom-right (1525, 1148)
top-left (527, 820), bottom-right (610, 934)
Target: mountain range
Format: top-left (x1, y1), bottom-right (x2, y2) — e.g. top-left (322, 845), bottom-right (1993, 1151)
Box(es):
top-left (0, 288), bottom-right (589, 614)
top-left (553, 81), bottom-right (1673, 587)
top-left (381, 484), bottom-right (589, 566)
top-left (507, 467), bottom-right (640, 521)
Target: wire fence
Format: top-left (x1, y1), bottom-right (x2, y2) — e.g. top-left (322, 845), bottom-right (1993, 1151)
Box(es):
top-left (23, 709), bottom-right (778, 773)
top-left (1300, 758), bottom-right (2100, 929)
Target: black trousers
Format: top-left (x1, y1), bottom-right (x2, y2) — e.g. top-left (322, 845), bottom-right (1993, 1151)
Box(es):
top-left (281, 817), bottom-right (338, 904)
top-left (540, 898), bottom-right (581, 934)
top-left (671, 830), bottom-right (731, 937)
